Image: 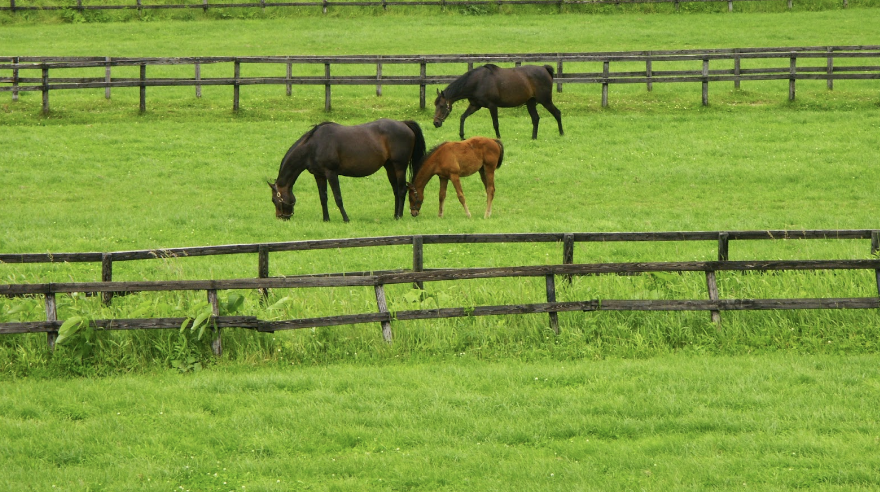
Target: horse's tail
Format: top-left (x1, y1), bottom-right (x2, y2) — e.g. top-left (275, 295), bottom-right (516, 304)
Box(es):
top-left (494, 139), bottom-right (505, 169)
top-left (404, 120), bottom-right (427, 182)
top-left (543, 64), bottom-right (555, 77)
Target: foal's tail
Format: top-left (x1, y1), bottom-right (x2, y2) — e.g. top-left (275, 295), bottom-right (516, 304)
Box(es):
top-left (543, 65), bottom-right (555, 77)
top-left (404, 120), bottom-right (427, 182)
top-left (494, 139), bottom-right (505, 169)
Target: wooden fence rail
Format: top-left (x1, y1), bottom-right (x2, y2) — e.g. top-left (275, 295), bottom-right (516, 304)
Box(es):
top-left (2, 46), bottom-right (878, 113)
top-left (0, 0), bottom-right (853, 14)
top-left (2, 230), bottom-right (879, 355)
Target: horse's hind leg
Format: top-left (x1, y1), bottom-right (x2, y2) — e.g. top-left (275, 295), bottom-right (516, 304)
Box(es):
top-left (526, 100), bottom-right (540, 140)
top-left (479, 167), bottom-right (495, 219)
top-left (384, 164), bottom-right (405, 219)
top-left (488, 105), bottom-right (501, 139)
top-left (437, 177), bottom-right (448, 218)
top-left (540, 99), bottom-right (564, 136)
top-left (326, 173), bottom-right (350, 223)
top-left (450, 175), bottom-right (471, 219)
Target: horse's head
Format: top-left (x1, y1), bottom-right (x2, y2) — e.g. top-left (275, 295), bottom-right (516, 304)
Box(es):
top-left (268, 181), bottom-right (296, 220)
top-left (407, 182), bottom-right (423, 217)
top-left (433, 90), bottom-right (452, 129)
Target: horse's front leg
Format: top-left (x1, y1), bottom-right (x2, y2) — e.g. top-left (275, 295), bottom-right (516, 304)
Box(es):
top-left (326, 173), bottom-right (350, 223)
top-left (449, 175), bottom-right (471, 219)
top-left (459, 103), bottom-right (481, 140)
top-left (313, 175), bottom-right (332, 222)
top-left (488, 105), bottom-right (501, 139)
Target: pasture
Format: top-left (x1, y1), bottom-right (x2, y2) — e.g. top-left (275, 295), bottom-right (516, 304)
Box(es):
top-left (1, 8), bottom-right (880, 490)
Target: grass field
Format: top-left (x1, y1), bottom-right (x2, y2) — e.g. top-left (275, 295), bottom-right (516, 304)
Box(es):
top-left (1, 9), bottom-right (880, 489)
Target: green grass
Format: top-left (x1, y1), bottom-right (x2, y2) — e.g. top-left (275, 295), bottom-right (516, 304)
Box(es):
top-left (2, 355), bottom-right (880, 490)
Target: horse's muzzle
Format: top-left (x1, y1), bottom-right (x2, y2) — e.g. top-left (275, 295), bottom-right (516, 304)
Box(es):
top-left (410, 210), bottom-right (420, 217)
top-left (277, 214), bottom-right (292, 221)
top-left (433, 120), bottom-right (443, 128)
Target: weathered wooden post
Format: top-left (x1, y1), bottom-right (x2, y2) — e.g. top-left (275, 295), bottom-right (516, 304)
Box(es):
top-left (374, 285), bottom-right (393, 342)
top-left (11, 56), bottom-right (18, 102)
top-left (826, 47), bottom-right (834, 91)
top-left (734, 54), bottom-right (741, 90)
top-left (601, 60), bottom-right (609, 108)
top-left (207, 289), bottom-right (221, 356)
top-left (45, 292), bottom-right (58, 350)
top-left (789, 53), bottom-right (796, 101)
top-left (706, 232), bottom-right (729, 327)
top-left (546, 274), bottom-right (560, 335)
top-left (419, 59), bottom-right (427, 110)
top-left (871, 230), bottom-right (879, 257)
top-left (556, 59), bottom-right (563, 93)
top-left (717, 232), bottom-right (730, 262)
top-left (195, 61), bottom-right (202, 98)
top-left (258, 244), bottom-right (269, 303)
top-left (562, 233), bottom-right (574, 284)
top-left (41, 66), bottom-right (49, 114)
top-left (139, 63), bottom-right (146, 113)
top-left (376, 62), bottom-right (383, 97)
top-left (233, 59), bottom-right (241, 111)
top-left (412, 235), bottom-right (424, 290)
top-left (646, 59), bottom-right (653, 92)
top-left (105, 56), bottom-right (112, 99)
top-left (101, 253), bottom-right (114, 306)
top-left (286, 59), bottom-right (293, 97)
top-left (702, 59), bottom-right (709, 106)
top-left (728, 0), bottom-right (732, 12)
top-left (324, 63), bottom-right (331, 112)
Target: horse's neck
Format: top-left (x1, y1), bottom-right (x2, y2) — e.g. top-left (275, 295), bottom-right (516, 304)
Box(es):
top-left (412, 158), bottom-right (437, 192)
top-left (277, 144), bottom-right (309, 189)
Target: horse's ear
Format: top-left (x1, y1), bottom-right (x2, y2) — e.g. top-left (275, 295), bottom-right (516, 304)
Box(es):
top-left (436, 89), bottom-right (440, 96)
top-left (267, 180), bottom-right (276, 190)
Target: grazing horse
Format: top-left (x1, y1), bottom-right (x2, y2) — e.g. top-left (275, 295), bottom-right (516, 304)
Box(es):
top-left (433, 64), bottom-right (563, 140)
top-left (407, 136), bottom-right (504, 219)
top-left (268, 119), bottom-right (426, 222)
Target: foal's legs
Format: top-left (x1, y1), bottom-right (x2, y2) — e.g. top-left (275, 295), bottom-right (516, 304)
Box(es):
top-left (437, 177), bottom-right (448, 218)
top-left (458, 103), bottom-right (482, 140)
top-left (326, 173), bottom-right (350, 223)
top-left (526, 100), bottom-right (540, 140)
top-left (449, 175), bottom-right (471, 219)
top-left (479, 167), bottom-right (496, 218)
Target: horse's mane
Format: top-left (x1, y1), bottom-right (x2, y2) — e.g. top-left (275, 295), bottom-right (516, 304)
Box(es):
top-left (443, 64), bottom-right (499, 100)
top-left (277, 122), bottom-right (335, 185)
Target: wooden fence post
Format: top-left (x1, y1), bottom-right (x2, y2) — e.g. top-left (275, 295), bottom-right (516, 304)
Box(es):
top-left (286, 59), bottom-right (293, 97)
top-left (322, 0), bottom-right (327, 14)
top-left (419, 60), bottom-right (427, 110)
top-left (728, 0), bottom-right (732, 12)
top-left (706, 270), bottom-right (721, 326)
top-left (412, 235), bottom-right (424, 290)
top-left (556, 59), bottom-right (563, 93)
top-left (139, 63), bottom-right (146, 113)
top-left (105, 56), bottom-right (111, 100)
top-left (871, 230), bottom-right (879, 257)
top-left (11, 56), bottom-right (18, 102)
top-left (101, 253), bottom-right (114, 306)
top-left (646, 59), bottom-right (653, 92)
top-left (10, 0), bottom-right (14, 13)
top-left (233, 59), bottom-right (240, 111)
top-left (324, 63), bottom-right (331, 112)
top-left (827, 47), bottom-right (834, 91)
top-left (789, 54), bottom-right (796, 101)
top-left (376, 62), bottom-right (383, 97)
top-left (203, 0), bottom-right (207, 11)
top-left (207, 289), bottom-right (221, 356)
top-left (718, 232), bottom-right (730, 261)
top-left (45, 292), bottom-right (57, 350)
top-left (41, 66), bottom-right (49, 114)
top-left (601, 60), bottom-right (609, 108)
top-left (702, 59), bottom-right (709, 106)
top-left (546, 274), bottom-right (559, 334)
top-left (195, 61), bottom-right (202, 99)
top-left (258, 244), bottom-right (269, 303)
top-left (562, 233), bottom-right (574, 284)
top-left (374, 284), bottom-right (393, 342)
top-left (734, 54), bottom-right (741, 90)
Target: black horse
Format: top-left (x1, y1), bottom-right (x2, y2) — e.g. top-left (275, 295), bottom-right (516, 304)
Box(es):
top-left (433, 64), bottom-right (563, 140)
top-left (269, 119), bottom-right (426, 222)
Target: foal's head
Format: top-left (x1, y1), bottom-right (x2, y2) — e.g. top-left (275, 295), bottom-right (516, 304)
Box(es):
top-left (407, 183), bottom-right (423, 217)
top-left (432, 90), bottom-right (452, 129)
top-left (268, 181), bottom-right (296, 220)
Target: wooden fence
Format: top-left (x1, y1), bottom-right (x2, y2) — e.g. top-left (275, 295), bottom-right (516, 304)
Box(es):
top-left (2, 46), bottom-right (879, 113)
top-left (0, 0), bottom-right (854, 15)
top-left (2, 229), bottom-right (879, 355)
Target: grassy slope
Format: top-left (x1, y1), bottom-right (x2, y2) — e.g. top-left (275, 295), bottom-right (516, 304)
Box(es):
top-left (2, 355), bottom-right (880, 491)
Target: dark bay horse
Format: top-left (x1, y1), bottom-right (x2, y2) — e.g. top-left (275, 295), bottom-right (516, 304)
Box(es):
top-left (407, 136), bottom-right (504, 219)
top-left (269, 119), bottom-right (426, 222)
top-left (433, 64), bottom-right (563, 140)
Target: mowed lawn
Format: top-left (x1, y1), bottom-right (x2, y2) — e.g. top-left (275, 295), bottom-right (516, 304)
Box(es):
top-left (2, 355), bottom-right (880, 491)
